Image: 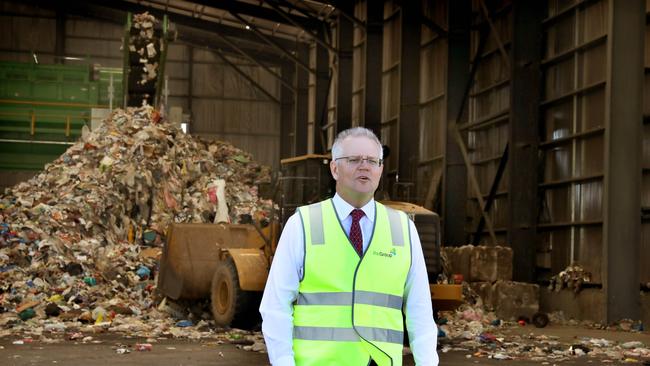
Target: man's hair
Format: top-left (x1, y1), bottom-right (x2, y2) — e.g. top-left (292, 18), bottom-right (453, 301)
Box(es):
top-left (331, 127), bottom-right (383, 160)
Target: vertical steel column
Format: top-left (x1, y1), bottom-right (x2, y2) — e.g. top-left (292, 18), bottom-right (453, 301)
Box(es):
top-left (313, 30), bottom-right (330, 153)
top-left (336, 2), bottom-right (354, 133)
top-left (508, 1), bottom-right (543, 282)
top-left (444, 0), bottom-right (470, 246)
top-left (364, 0), bottom-right (383, 137)
top-left (281, 62), bottom-right (295, 159)
top-left (295, 44), bottom-right (309, 156)
top-left (397, 3), bottom-right (420, 194)
top-left (188, 45), bottom-right (193, 121)
top-left (604, 0), bottom-right (643, 322)
top-left (55, 8), bottom-right (65, 64)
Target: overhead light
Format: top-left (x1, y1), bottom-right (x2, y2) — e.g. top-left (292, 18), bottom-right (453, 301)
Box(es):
top-left (64, 56), bottom-right (83, 61)
top-left (32, 52), bottom-right (38, 64)
top-left (245, 25), bottom-right (251, 30)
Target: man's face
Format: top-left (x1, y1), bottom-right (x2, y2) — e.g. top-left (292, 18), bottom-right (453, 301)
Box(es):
top-left (330, 136), bottom-right (383, 202)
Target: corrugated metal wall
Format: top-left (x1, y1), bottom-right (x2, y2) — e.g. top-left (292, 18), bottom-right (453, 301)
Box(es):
top-left (369, 0), bottom-right (636, 288)
top-left (380, 1), bottom-right (401, 171)
top-left (0, 3), bottom-right (57, 63)
top-left (417, 0), bottom-right (447, 212)
top-left (539, 0), bottom-right (607, 282)
top-left (0, 1), bottom-right (280, 171)
top-left (189, 49), bottom-right (280, 170)
top-left (466, 0), bottom-right (512, 245)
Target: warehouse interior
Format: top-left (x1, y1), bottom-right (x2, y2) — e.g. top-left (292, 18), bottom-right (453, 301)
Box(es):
top-left (0, 0), bottom-right (649, 351)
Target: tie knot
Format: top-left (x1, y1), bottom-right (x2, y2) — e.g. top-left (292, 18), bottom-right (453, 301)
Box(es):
top-left (351, 209), bottom-right (365, 222)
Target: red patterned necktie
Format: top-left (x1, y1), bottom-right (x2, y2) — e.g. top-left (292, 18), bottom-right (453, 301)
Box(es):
top-left (350, 209), bottom-right (365, 256)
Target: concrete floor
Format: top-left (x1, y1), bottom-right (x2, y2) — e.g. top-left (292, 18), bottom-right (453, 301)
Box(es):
top-left (0, 325), bottom-right (648, 365)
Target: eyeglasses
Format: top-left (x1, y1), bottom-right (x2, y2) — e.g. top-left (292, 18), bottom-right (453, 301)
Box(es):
top-left (335, 155), bottom-right (383, 167)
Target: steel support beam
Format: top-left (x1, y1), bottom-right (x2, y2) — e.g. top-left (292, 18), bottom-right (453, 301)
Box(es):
top-left (81, 0), bottom-right (302, 51)
top-left (274, 0), bottom-right (325, 25)
top-left (397, 4), bottom-right (420, 199)
top-left (508, 1), bottom-right (543, 282)
top-left (475, 144), bottom-right (508, 246)
top-left (295, 44), bottom-right (309, 156)
top-left (188, 45), bottom-right (193, 128)
top-left (323, 0), bottom-right (366, 30)
top-left (421, 15), bottom-right (448, 38)
top-left (444, 0), bottom-right (471, 246)
top-left (335, 1), bottom-right (353, 133)
top-left (37, 0), bottom-right (288, 65)
top-left (175, 25), bottom-right (285, 65)
top-left (228, 11), bottom-right (315, 75)
top-left (281, 62), bottom-right (295, 159)
top-left (604, 0), bottom-right (643, 322)
top-left (364, 0), bottom-right (383, 137)
top-left (445, 2), bottom-right (504, 247)
top-left (189, 0), bottom-right (320, 30)
top-left (264, 0), bottom-right (337, 54)
top-left (211, 49), bottom-right (281, 105)
top-left (313, 34), bottom-right (330, 154)
top-left (209, 29), bottom-right (296, 93)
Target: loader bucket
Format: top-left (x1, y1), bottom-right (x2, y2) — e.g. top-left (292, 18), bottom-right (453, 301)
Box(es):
top-left (157, 223), bottom-right (267, 300)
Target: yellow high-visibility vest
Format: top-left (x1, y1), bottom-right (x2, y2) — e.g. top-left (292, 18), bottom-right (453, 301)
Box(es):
top-left (294, 199), bottom-right (412, 366)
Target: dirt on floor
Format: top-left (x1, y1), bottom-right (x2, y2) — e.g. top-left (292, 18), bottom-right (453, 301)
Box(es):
top-left (0, 325), bottom-right (649, 366)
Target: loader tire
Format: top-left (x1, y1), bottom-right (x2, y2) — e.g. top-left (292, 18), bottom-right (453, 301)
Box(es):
top-left (210, 257), bottom-right (258, 328)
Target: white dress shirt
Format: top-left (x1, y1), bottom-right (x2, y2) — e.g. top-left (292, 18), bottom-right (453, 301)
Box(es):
top-left (260, 194), bottom-right (439, 366)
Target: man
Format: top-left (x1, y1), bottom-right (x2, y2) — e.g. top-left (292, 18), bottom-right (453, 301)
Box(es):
top-left (260, 127), bottom-right (438, 366)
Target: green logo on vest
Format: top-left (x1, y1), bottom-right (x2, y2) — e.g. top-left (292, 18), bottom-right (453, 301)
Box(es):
top-left (373, 248), bottom-right (397, 258)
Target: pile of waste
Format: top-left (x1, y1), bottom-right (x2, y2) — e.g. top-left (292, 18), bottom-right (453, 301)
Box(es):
top-left (0, 106), bottom-right (273, 335)
top-left (548, 264), bottom-right (592, 293)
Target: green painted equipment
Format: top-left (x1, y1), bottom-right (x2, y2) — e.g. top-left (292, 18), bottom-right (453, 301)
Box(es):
top-left (0, 61), bottom-right (123, 170)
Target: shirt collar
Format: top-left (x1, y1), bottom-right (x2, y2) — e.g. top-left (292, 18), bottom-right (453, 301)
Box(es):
top-left (332, 193), bottom-right (375, 222)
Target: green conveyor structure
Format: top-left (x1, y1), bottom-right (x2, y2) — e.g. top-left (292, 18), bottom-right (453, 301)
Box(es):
top-left (0, 62), bottom-right (123, 170)
top-left (1, 13), bottom-right (171, 172)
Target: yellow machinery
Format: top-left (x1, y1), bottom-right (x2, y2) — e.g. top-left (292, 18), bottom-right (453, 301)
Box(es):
top-left (157, 155), bottom-right (460, 326)
top-left (157, 222), bottom-right (279, 326)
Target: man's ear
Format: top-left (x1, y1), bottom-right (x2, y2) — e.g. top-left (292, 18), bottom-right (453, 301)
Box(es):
top-left (330, 159), bottom-right (339, 180)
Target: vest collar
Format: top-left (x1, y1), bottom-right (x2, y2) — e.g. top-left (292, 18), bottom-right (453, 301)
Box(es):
top-left (332, 193), bottom-right (376, 223)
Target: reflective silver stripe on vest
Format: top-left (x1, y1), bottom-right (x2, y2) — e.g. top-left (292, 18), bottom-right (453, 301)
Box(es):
top-left (296, 291), bottom-right (403, 310)
top-left (356, 290), bottom-right (403, 310)
top-left (309, 203), bottom-right (325, 245)
top-left (386, 208), bottom-right (404, 246)
top-left (297, 292), bottom-right (351, 305)
top-left (294, 326), bottom-right (359, 342)
top-left (356, 326), bottom-right (404, 344)
top-left (294, 326), bottom-right (403, 344)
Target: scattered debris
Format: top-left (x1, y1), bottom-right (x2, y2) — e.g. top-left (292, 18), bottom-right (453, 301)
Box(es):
top-left (548, 264), bottom-right (592, 293)
top-left (436, 304), bottom-right (650, 363)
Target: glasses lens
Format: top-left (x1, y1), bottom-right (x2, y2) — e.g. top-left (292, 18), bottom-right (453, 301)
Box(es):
top-left (347, 157), bottom-right (361, 165)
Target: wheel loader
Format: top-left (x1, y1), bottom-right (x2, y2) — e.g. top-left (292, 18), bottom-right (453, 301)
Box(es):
top-left (157, 154), bottom-right (460, 327)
